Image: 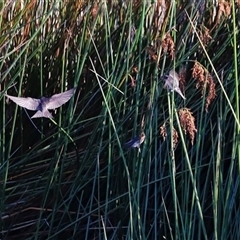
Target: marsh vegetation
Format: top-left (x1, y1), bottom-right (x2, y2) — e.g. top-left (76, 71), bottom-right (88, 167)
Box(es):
top-left (0, 0), bottom-right (240, 239)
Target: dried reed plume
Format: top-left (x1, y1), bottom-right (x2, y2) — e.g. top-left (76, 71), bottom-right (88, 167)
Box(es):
top-left (192, 61), bottom-right (216, 111)
top-left (178, 108), bottom-right (197, 145)
top-left (162, 33), bottom-right (175, 59)
top-left (160, 123), bottom-right (179, 148)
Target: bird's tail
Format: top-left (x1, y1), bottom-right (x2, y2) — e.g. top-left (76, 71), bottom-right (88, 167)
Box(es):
top-left (175, 88), bottom-right (186, 100)
top-left (31, 110), bottom-right (53, 118)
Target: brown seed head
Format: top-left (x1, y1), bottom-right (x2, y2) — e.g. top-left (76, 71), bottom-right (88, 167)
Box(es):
top-left (179, 108), bottom-right (197, 145)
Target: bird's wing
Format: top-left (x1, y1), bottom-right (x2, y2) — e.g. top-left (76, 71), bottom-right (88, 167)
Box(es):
top-left (169, 70), bottom-right (180, 88)
top-left (124, 136), bottom-right (140, 148)
top-left (6, 94), bottom-right (40, 110)
top-left (169, 70), bottom-right (179, 79)
top-left (46, 87), bottom-right (76, 109)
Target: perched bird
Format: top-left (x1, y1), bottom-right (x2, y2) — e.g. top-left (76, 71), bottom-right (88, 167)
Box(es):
top-left (6, 87), bottom-right (76, 118)
top-left (163, 69), bottom-right (186, 99)
top-left (124, 132), bottom-right (145, 152)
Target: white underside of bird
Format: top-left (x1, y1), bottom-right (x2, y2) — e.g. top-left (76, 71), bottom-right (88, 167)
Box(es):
top-left (6, 87), bottom-right (76, 118)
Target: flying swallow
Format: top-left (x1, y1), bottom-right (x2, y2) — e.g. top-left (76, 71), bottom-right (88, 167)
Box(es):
top-left (6, 87), bottom-right (76, 118)
top-left (163, 70), bottom-right (186, 99)
top-left (124, 132), bottom-right (145, 151)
